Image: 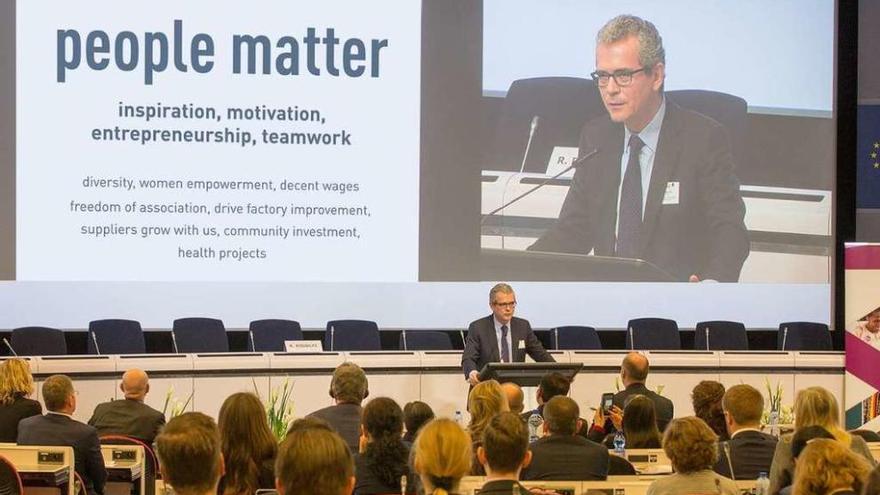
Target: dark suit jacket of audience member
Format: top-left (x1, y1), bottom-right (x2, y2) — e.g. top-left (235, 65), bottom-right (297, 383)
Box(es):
top-left (18, 413), bottom-right (107, 495)
top-left (713, 429), bottom-right (777, 480)
top-left (477, 479), bottom-right (532, 495)
top-left (521, 434), bottom-right (609, 481)
top-left (353, 444), bottom-right (416, 495)
top-left (613, 383), bottom-right (674, 432)
top-left (87, 398), bottom-right (166, 444)
top-left (0, 395), bottom-right (42, 442)
top-left (307, 403), bottom-right (362, 452)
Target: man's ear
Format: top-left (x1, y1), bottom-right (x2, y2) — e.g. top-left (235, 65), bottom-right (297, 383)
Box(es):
top-left (363, 388), bottom-right (369, 400)
top-left (345, 476), bottom-right (356, 495)
top-left (329, 387), bottom-right (335, 399)
top-left (119, 382), bottom-right (125, 394)
top-left (650, 63), bottom-right (665, 91)
top-left (275, 478), bottom-right (284, 495)
top-left (477, 446), bottom-right (488, 467)
top-left (145, 383), bottom-right (150, 395)
top-left (575, 419), bottom-right (584, 435)
top-left (521, 450), bottom-right (533, 469)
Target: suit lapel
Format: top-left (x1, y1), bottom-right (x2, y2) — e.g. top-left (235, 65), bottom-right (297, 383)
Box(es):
top-left (594, 124), bottom-right (625, 255)
top-left (485, 316), bottom-right (500, 362)
top-left (638, 101), bottom-right (683, 255)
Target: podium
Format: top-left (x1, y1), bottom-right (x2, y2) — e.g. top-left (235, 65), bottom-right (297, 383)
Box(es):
top-left (478, 362), bottom-right (583, 387)
top-left (480, 248), bottom-right (675, 282)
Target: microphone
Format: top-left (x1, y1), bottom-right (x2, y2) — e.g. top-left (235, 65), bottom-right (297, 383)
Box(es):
top-left (248, 330), bottom-right (256, 352)
top-left (628, 327), bottom-right (635, 349)
top-left (782, 327), bottom-right (788, 351)
top-left (705, 327), bottom-right (710, 351)
top-left (171, 331), bottom-right (179, 353)
top-left (91, 332), bottom-right (101, 355)
top-left (400, 475), bottom-right (407, 495)
top-left (723, 441), bottom-right (737, 482)
top-left (459, 329), bottom-right (466, 349)
top-left (330, 325), bottom-right (336, 352)
top-left (519, 116), bottom-right (540, 174)
top-left (553, 328), bottom-right (559, 350)
top-left (401, 330), bottom-right (408, 351)
top-left (3, 338), bottom-right (17, 356)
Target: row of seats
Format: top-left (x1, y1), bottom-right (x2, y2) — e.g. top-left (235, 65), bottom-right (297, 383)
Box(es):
top-left (5, 318), bottom-right (834, 355)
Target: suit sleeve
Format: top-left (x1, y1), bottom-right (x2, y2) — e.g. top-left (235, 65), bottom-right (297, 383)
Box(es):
top-left (84, 429), bottom-right (107, 494)
top-left (461, 321), bottom-right (481, 378)
top-left (523, 321), bottom-right (554, 363)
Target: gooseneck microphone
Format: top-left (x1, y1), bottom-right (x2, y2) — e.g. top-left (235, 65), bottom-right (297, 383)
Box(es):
top-left (3, 338), bottom-right (17, 356)
top-left (705, 327), bottom-right (710, 351)
top-left (518, 116), bottom-right (540, 174)
top-left (723, 441), bottom-right (737, 482)
top-left (781, 327), bottom-right (789, 351)
top-left (91, 331), bottom-right (101, 355)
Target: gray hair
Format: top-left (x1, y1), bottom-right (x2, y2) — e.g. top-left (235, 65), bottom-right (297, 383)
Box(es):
top-left (489, 283), bottom-right (514, 302)
top-left (597, 15), bottom-right (665, 69)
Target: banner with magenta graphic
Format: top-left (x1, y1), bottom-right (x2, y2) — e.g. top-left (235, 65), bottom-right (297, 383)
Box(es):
top-left (844, 243), bottom-right (880, 429)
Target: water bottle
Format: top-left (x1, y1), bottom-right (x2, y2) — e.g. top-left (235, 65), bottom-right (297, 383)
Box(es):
top-left (613, 431), bottom-right (626, 456)
top-left (755, 472), bottom-right (770, 495)
top-left (527, 413), bottom-right (543, 443)
top-left (454, 410), bottom-right (463, 426)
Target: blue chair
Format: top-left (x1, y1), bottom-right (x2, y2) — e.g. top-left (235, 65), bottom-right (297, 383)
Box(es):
top-left (324, 320), bottom-right (381, 351)
top-left (778, 322), bottom-right (832, 350)
top-left (249, 319), bottom-right (303, 351)
top-left (550, 326), bottom-right (601, 350)
top-left (88, 319), bottom-right (146, 355)
top-left (10, 327), bottom-right (66, 356)
top-left (693, 321), bottom-right (748, 350)
top-left (399, 330), bottom-right (453, 350)
top-left (172, 318), bottom-right (229, 353)
top-left (626, 318), bottom-right (680, 350)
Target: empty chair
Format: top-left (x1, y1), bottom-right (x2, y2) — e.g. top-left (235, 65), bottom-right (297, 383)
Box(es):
top-left (0, 454), bottom-right (23, 495)
top-left (100, 435), bottom-right (158, 495)
top-left (550, 326), bottom-right (601, 350)
top-left (399, 330), bottom-right (453, 350)
top-left (88, 319), bottom-right (146, 355)
top-left (693, 321), bottom-right (748, 350)
top-left (172, 318), bottom-right (229, 353)
top-left (249, 319), bottom-right (303, 351)
top-left (778, 322), bottom-right (832, 350)
top-left (324, 320), bottom-right (381, 351)
top-left (10, 327), bottom-right (66, 356)
top-left (626, 318), bottom-right (680, 350)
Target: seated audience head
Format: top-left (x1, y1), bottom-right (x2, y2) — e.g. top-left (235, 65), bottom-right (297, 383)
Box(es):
top-left (721, 384), bottom-right (764, 435)
top-left (42, 374), bottom-right (75, 414)
top-left (542, 396), bottom-right (580, 436)
top-left (620, 352), bottom-right (649, 386)
top-left (692, 380), bottom-right (727, 440)
top-left (621, 394), bottom-right (662, 448)
top-left (330, 362), bottom-right (368, 405)
top-left (851, 429), bottom-right (880, 443)
top-left (536, 372), bottom-right (571, 405)
top-left (156, 412), bottom-right (223, 495)
top-left (467, 380), bottom-right (509, 441)
top-left (0, 358), bottom-right (35, 405)
top-left (792, 438), bottom-right (871, 495)
top-left (120, 368), bottom-right (150, 401)
top-left (286, 416), bottom-right (333, 435)
top-left (477, 411), bottom-right (531, 479)
top-left (662, 416), bottom-right (719, 474)
top-left (864, 465), bottom-right (880, 495)
top-left (403, 401), bottom-right (434, 440)
top-left (276, 424), bottom-right (354, 495)
top-left (794, 386), bottom-right (848, 443)
top-left (412, 418), bottom-right (472, 495)
top-left (501, 382), bottom-right (524, 414)
top-left (791, 425), bottom-right (835, 459)
top-left (360, 397), bottom-right (408, 488)
top-left (217, 392), bottom-right (277, 495)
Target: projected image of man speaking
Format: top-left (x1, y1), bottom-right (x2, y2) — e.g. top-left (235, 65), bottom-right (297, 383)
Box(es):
top-left (529, 15), bottom-right (749, 282)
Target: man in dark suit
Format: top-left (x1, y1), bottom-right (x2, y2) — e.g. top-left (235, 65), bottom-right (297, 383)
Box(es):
top-left (476, 412), bottom-right (533, 495)
top-left (612, 352), bottom-right (673, 431)
top-left (530, 15), bottom-right (749, 282)
top-left (155, 412), bottom-right (224, 495)
top-left (88, 368), bottom-right (165, 444)
top-left (306, 362), bottom-right (368, 452)
top-left (714, 384), bottom-right (777, 480)
top-left (522, 396), bottom-right (608, 481)
top-left (462, 283), bottom-right (554, 386)
top-left (18, 375), bottom-right (107, 495)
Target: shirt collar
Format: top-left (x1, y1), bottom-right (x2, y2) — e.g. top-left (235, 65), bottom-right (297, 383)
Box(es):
top-left (47, 411), bottom-right (74, 419)
top-left (624, 96), bottom-right (665, 155)
top-left (730, 427), bottom-right (762, 438)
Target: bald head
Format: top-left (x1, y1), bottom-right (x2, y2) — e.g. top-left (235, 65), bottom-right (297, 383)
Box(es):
top-left (121, 369), bottom-right (149, 401)
top-left (501, 382), bottom-right (524, 414)
top-left (621, 352), bottom-right (649, 385)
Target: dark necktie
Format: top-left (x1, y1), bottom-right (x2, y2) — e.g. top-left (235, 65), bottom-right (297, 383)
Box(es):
top-left (500, 325), bottom-right (510, 362)
top-left (616, 134), bottom-right (645, 258)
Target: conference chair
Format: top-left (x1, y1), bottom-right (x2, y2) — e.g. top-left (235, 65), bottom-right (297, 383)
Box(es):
top-left (549, 326), bottom-right (602, 350)
top-left (100, 435), bottom-right (158, 495)
top-left (10, 327), bottom-right (67, 356)
top-left (87, 319), bottom-right (146, 355)
top-left (249, 319), bottom-right (303, 351)
top-left (693, 320), bottom-right (749, 350)
top-left (0, 454), bottom-right (23, 495)
top-left (625, 318), bottom-right (681, 350)
top-left (777, 321), bottom-right (832, 350)
top-left (486, 77), bottom-right (605, 174)
top-left (171, 318), bottom-right (229, 353)
top-left (324, 320), bottom-right (381, 351)
top-left (398, 330), bottom-right (453, 350)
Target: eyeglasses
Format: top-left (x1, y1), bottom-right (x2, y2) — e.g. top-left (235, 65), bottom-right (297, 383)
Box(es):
top-left (492, 301), bottom-right (517, 309)
top-left (590, 67), bottom-right (648, 87)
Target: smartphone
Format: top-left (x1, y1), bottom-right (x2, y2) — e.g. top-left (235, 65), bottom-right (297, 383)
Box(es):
top-left (601, 392), bottom-right (614, 413)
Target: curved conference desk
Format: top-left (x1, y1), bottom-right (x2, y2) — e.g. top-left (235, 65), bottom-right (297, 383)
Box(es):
top-left (13, 350), bottom-right (843, 423)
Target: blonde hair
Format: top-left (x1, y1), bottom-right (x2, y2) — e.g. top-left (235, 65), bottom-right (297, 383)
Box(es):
top-left (792, 439), bottom-right (871, 495)
top-left (794, 387), bottom-right (849, 444)
top-left (467, 380), bottom-right (508, 443)
top-left (413, 419), bottom-right (472, 495)
top-left (0, 359), bottom-right (35, 405)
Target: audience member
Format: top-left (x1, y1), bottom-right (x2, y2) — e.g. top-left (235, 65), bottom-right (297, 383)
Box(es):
top-left (692, 380), bottom-right (728, 441)
top-left (155, 412), bottom-right (223, 495)
top-left (276, 423), bottom-right (355, 495)
top-left (591, 394), bottom-right (662, 448)
top-left (521, 372), bottom-right (571, 420)
top-left (851, 429), bottom-right (880, 443)
top-left (217, 392), bottom-right (276, 495)
top-left (776, 426), bottom-right (837, 495)
top-left (402, 401), bottom-right (435, 443)
top-left (521, 396), bottom-right (608, 481)
top-left (412, 418), bottom-right (472, 495)
top-left (714, 384), bottom-right (777, 479)
top-left (354, 397), bottom-right (414, 495)
top-left (646, 417), bottom-right (738, 495)
top-left (791, 439), bottom-right (871, 495)
top-left (87, 368), bottom-right (165, 444)
top-left (0, 358), bottom-right (41, 442)
top-left (476, 412), bottom-right (533, 494)
top-left (307, 362), bottom-right (369, 452)
top-left (17, 375), bottom-right (107, 495)
top-left (770, 387), bottom-right (877, 495)
top-left (501, 382), bottom-right (525, 415)
top-left (286, 416), bottom-right (333, 435)
top-left (613, 353), bottom-right (673, 432)
top-left (467, 380), bottom-right (509, 475)
top-left (863, 464), bottom-right (880, 495)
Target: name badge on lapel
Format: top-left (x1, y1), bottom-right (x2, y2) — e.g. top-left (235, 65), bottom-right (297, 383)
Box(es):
top-left (662, 181), bottom-right (680, 205)
top-left (517, 340), bottom-right (525, 350)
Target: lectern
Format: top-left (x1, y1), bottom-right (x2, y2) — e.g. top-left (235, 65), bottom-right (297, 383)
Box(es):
top-left (478, 362), bottom-right (583, 387)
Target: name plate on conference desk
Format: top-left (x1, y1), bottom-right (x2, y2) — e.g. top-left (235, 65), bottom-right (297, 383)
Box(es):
top-left (285, 340), bottom-right (323, 352)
